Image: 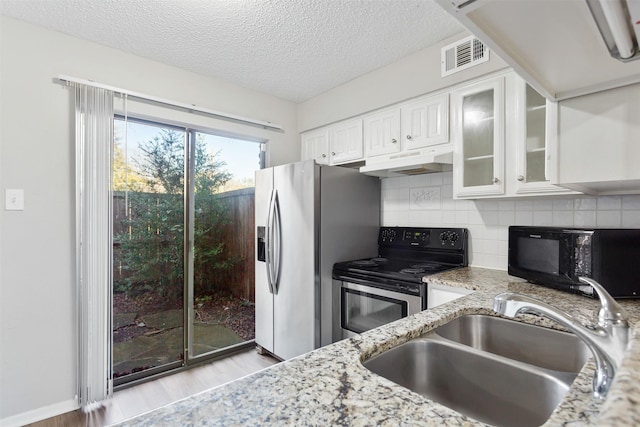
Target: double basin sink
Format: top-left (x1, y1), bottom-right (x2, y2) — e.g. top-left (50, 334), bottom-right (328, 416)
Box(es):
top-left (362, 314), bottom-right (590, 427)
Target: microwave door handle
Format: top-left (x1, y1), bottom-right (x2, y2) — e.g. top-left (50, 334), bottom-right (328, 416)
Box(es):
top-left (265, 189), bottom-right (275, 294)
top-left (272, 190), bottom-right (282, 294)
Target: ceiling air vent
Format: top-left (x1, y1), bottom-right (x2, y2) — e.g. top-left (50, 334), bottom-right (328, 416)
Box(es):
top-left (441, 36), bottom-right (489, 77)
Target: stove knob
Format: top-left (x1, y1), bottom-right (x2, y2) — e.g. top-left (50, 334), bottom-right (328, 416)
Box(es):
top-left (449, 232), bottom-right (459, 243)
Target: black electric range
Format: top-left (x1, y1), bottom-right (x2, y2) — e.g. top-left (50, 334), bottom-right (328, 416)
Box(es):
top-left (333, 226), bottom-right (468, 291)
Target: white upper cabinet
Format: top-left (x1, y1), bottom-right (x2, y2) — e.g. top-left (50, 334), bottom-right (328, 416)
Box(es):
top-left (452, 71), bottom-right (580, 199)
top-left (362, 93), bottom-right (450, 161)
top-left (302, 68), bottom-right (640, 194)
top-left (556, 82), bottom-right (640, 195)
top-left (363, 108), bottom-right (401, 157)
top-left (452, 76), bottom-right (505, 198)
top-left (512, 76), bottom-right (576, 196)
top-left (301, 119), bottom-right (363, 166)
top-left (401, 93), bottom-right (449, 150)
top-left (301, 128), bottom-right (329, 165)
top-left (329, 118), bottom-right (363, 165)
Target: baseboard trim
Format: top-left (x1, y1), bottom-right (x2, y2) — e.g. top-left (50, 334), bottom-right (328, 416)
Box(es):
top-left (1, 398), bottom-right (79, 427)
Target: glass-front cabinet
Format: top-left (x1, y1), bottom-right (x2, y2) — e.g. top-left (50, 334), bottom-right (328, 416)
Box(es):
top-left (513, 76), bottom-right (572, 195)
top-left (452, 76), bottom-right (505, 198)
top-left (452, 72), bottom-right (576, 199)
top-left (522, 83), bottom-right (547, 182)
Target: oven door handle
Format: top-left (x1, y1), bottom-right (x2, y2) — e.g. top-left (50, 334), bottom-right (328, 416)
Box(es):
top-left (333, 274), bottom-right (421, 296)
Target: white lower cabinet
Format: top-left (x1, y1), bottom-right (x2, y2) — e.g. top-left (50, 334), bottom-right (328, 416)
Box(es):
top-left (427, 283), bottom-right (473, 309)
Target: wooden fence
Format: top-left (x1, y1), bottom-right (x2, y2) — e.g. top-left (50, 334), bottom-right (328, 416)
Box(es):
top-left (210, 187), bottom-right (255, 302)
top-left (113, 188), bottom-right (255, 303)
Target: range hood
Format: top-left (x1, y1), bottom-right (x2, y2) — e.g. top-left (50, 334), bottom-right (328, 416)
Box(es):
top-left (434, 0), bottom-right (640, 101)
top-left (359, 146), bottom-right (453, 178)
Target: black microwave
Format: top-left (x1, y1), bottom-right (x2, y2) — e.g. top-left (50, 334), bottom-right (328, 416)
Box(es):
top-left (508, 226), bottom-right (640, 298)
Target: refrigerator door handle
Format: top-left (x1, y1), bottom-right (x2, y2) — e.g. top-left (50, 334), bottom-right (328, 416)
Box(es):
top-left (272, 190), bottom-right (282, 294)
top-left (265, 189), bottom-right (276, 294)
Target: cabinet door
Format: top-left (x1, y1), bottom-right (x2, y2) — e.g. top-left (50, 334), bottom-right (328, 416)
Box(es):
top-left (557, 84), bottom-right (640, 194)
top-left (452, 77), bottom-right (505, 198)
top-left (427, 283), bottom-right (472, 309)
top-left (513, 78), bottom-right (576, 195)
top-left (363, 108), bottom-right (401, 157)
top-left (301, 128), bottom-right (329, 165)
top-left (401, 93), bottom-right (449, 150)
top-left (329, 119), bottom-right (363, 165)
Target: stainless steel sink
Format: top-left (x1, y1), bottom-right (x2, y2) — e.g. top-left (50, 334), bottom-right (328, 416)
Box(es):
top-left (362, 315), bottom-right (589, 427)
top-left (434, 314), bottom-right (591, 373)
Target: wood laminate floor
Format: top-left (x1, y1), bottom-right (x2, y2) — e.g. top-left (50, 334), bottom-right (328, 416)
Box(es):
top-left (25, 348), bottom-right (279, 427)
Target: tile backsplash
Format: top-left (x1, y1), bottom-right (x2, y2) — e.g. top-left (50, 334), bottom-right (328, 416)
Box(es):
top-left (381, 171), bottom-right (640, 270)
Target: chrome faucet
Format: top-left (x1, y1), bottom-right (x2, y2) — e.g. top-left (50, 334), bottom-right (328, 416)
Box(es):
top-left (493, 277), bottom-right (630, 399)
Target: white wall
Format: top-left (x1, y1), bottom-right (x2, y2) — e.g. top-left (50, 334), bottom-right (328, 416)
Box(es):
top-left (382, 172), bottom-right (640, 269)
top-left (298, 31), bottom-right (509, 132)
top-left (0, 16), bottom-right (298, 424)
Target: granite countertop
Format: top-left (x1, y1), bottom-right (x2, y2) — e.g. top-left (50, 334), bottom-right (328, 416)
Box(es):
top-left (111, 267), bottom-right (640, 426)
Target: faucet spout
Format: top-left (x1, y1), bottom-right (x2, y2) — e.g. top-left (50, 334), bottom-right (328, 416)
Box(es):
top-left (493, 278), bottom-right (629, 400)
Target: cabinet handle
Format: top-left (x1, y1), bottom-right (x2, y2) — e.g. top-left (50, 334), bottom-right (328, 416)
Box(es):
top-left (391, 138), bottom-right (397, 144)
top-left (492, 177), bottom-right (499, 184)
top-left (406, 135), bottom-right (413, 140)
top-left (321, 154), bottom-right (327, 158)
top-left (331, 152), bottom-right (336, 156)
top-left (517, 175), bottom-right (525, 181)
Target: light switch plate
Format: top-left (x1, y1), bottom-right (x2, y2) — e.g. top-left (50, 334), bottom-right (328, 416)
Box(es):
top-left (5, 189), bottom-right (24, 211)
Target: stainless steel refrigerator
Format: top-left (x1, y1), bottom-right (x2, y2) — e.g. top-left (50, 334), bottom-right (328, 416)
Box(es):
top-left (255, 160), bottom-right (380, 360)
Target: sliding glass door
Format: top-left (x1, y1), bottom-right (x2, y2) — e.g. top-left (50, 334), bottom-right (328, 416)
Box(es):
top-left (112, 120), bottom-right (186, 380)
top-left (190, 132), bottom-right (261, 358)
top-left (112, 117), bottom-right (262, 384)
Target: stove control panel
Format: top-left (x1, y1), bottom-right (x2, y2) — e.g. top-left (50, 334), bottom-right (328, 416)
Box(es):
top-left (440, 230), bottom-right (460, 246)
top-left (379, 227), bottom-right (466, 250)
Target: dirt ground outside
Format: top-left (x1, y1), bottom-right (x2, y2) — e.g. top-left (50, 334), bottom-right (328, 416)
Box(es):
top-left (112, 289), bottom-right (255, 378)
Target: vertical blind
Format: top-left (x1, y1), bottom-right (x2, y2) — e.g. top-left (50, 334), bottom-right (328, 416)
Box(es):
top-left (75, 84), bottom-right (114, 409)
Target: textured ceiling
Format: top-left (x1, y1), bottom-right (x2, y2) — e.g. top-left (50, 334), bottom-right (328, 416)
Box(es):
top-left (0, 0), bottom-right (462, 102)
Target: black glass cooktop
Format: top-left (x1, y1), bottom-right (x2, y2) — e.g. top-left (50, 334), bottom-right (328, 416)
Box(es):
top-left (333, 227), bottom-right (468, 285)
top-left (333, 256), bottom-right (458, 283)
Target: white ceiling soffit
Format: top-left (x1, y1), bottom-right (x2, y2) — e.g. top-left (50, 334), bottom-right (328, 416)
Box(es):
top-left (0, 0), bottom-right (463, 103)
top-left (436, 0), bottom-right (640, 101)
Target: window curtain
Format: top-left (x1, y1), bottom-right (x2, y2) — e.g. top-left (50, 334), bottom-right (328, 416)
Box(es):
top-left (75, 84), bottom-right (114, 409)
